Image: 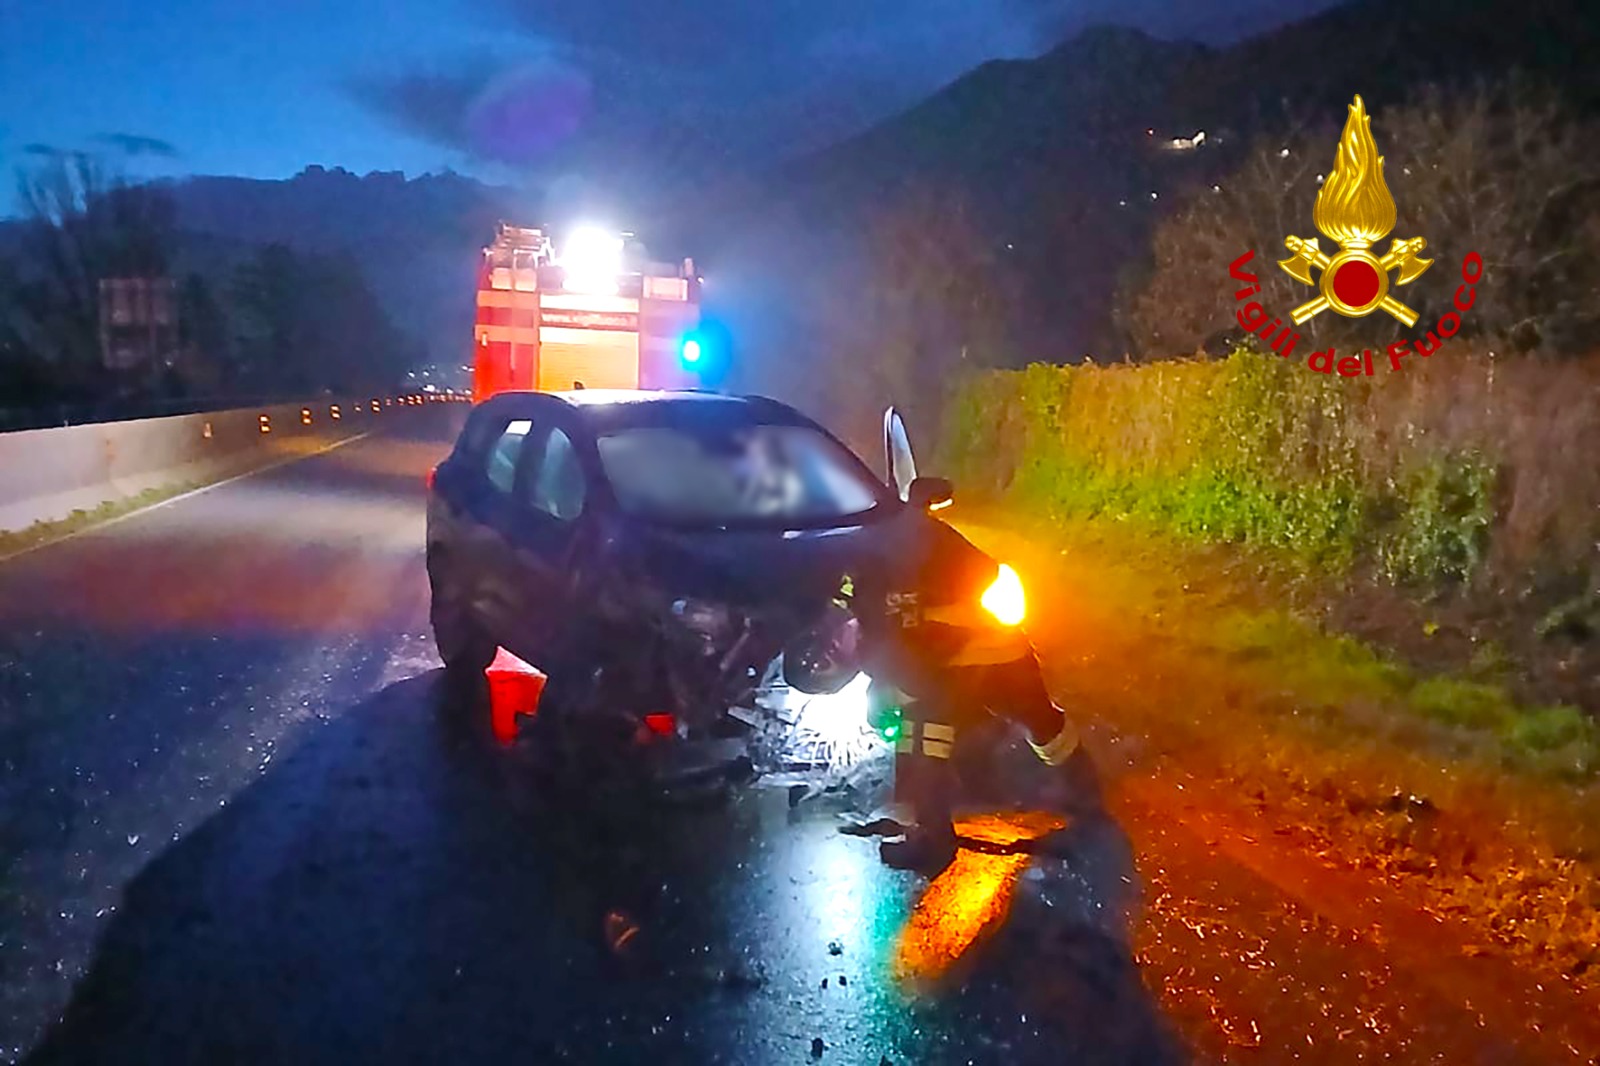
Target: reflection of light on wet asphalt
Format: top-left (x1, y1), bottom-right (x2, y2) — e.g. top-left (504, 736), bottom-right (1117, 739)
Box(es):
top-left (812, 826), bottom-right (878, 951)
top-left (892, 850), bottom-right (1029, 987)
top-left (891, 812), bottom-right (1065, 989)
top-left (378, 632), bottom-right (443, 686)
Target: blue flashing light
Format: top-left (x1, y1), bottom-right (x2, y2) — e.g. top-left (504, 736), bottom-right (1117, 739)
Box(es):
top-left (676, 319), bottom-right (731, 384)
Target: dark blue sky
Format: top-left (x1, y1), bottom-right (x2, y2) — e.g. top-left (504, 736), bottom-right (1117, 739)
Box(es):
top-left (2, 0), bottom-right (1338, 208)
top-left (2, 0), bottom-right (483, 188)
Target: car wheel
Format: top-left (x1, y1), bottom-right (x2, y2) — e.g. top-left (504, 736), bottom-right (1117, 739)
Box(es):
top-left (526, 665), bottom-right (636, 789)
top-left (429, 552), bottom-right (496, 680)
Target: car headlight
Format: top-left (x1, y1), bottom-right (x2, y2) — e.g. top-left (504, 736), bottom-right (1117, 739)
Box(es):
top-left (980, 563), bottom-right (1025, 626)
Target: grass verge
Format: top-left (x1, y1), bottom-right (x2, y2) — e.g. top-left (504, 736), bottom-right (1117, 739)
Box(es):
top-left (961, 506), bottom-right (1600, 984)
top-left (0, 481), bottom-right (209, 560)
top-left (1206, 608), bottom-right (1599, 781)
top-left (0, 435), bottom-right (359, 561)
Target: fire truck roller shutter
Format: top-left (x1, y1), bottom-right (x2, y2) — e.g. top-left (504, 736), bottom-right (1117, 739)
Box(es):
top-left (536, 327), bottom-right (640, 391)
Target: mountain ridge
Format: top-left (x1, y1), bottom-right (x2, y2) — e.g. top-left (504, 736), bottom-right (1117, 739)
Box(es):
top-left (700, 0), bottom-right (1600, 361)
top-left (161, 167), bottom-right (514, 360)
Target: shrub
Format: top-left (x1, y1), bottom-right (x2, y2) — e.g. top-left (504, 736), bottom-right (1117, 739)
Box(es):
top-left (1409, 677), bottom-right (1511, 730)
top-left (941, 348), bottom-right (1600, 590)
top-left (1376, 453), bottom-right (1497, 585)
top-left (1506, 704), bottom-right (1596, 754)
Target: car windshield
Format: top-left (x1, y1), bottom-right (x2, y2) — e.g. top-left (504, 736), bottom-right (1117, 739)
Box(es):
top-left (596, 423), bottom-right (885, 526)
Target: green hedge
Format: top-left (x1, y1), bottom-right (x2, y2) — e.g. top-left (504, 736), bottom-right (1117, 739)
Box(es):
top-left (939, 350), bottom-right (1498, 584)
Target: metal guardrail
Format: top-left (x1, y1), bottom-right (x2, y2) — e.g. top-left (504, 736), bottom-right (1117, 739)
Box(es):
top-left (0, 390), bottom-right (472, 535)
top-left (0, 389), bottom-right (470, 433)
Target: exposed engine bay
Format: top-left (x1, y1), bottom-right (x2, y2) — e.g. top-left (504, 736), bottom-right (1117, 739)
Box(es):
top-left (559, 570), bottom-right (893, 791)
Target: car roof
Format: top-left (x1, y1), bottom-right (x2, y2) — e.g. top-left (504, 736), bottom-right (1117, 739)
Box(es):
top-left (479, 389), bottom-right (811, 430)
top-left (550, 388), bottom-right (734, 407)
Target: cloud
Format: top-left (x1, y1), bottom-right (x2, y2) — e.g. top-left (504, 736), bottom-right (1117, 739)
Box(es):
top-left (95, 133), bottom-right (180, 158)
top-left (20, 136), bottom-right (179, 163)
top-left (499, 0), bottom-right (1044, 70)
top-left (354, 0), bottom-right (1056, 186)
top-left (350, 56), bottom-right (593, 170)
top-left (353, 0), bottom-right (1338, 196)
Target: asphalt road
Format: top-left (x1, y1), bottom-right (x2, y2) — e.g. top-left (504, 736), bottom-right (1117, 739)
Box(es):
top-left (0, 413), bottom-right (1593, 1063)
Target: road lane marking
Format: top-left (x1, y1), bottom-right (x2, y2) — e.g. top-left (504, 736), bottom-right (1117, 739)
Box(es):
top-left (0, 432), bottom-right (373, 566)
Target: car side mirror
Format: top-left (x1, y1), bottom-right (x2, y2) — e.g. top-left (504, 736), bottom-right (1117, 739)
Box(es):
top-left (907, 476), bottom-right (954, 513)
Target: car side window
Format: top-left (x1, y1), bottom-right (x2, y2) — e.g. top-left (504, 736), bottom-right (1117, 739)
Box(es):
top-left (485, 419), bottom-right (533, 494)
top-left (525, 427), bottom-right (585, 521)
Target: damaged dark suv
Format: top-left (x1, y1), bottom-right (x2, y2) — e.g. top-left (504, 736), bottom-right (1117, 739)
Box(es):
top-left (425, 389), bottom-right (1073, 788)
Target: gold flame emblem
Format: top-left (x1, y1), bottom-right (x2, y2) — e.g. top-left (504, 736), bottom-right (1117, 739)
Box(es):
top-left (1279, 95), bottom-right (1432, 325)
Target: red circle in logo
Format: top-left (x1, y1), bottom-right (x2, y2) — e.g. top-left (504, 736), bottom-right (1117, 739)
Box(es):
top-left (1331, 259), bottom-right (1382, 308)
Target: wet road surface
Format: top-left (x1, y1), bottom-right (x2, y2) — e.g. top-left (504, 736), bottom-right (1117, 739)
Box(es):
top-left (0, 414), bottom-right (1594, 1063)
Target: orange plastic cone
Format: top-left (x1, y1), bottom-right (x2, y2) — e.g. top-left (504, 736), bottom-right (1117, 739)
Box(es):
top-left (484, 647), bottom-right (547, 744)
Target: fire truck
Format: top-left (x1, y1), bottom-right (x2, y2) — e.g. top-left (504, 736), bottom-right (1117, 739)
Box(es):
top-left (472, 223), bottom-right (703, 401)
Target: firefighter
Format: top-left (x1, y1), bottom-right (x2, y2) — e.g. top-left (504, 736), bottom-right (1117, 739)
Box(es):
top-left (864, 581), bottom-right (1102, 872)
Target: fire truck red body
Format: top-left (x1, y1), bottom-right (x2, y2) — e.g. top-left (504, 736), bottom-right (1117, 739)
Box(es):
top-left (472, 224), bottom-right (702, 402)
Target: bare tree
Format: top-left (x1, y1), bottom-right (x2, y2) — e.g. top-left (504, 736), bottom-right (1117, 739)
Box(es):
top-left (824, 186), bottom-right (1012, 454)
top-left (1118, 82), bottom-right (1600, 358)
top-left (1381, 82), bottom-right (1600, 354)
top-left (1114, 108), bottom-right (1331, 357)
top-left (3, 153), bottom-right (176, 393)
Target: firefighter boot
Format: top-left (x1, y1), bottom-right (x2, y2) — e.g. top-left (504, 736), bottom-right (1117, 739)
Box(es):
top-left (988, 658), bottom-right (1104, 818)
top-left (880, 718), bottom-right (959, 873)
top-left (1030, 719), bottom-right (1106, 819)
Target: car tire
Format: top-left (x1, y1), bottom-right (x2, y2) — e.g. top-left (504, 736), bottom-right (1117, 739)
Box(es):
top-left (526, 664), bottom-right (637, 789)
top-left (429, 552), bottom-right (496, 681)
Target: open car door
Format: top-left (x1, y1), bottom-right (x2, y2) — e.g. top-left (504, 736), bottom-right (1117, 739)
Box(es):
top-left (883, 406), bottom-right (918, 503)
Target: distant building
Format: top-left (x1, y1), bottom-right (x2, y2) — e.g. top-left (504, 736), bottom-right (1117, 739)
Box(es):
top-left (1163, 130), bottom-right (1207, 151)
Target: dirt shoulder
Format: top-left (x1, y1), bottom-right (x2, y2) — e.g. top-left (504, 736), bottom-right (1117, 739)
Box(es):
top-left (961, 511), bottom-right (1600, 998)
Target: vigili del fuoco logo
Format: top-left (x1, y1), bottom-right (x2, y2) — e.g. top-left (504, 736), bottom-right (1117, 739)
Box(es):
top-left (1228, 95), bottom-right (1484, 377)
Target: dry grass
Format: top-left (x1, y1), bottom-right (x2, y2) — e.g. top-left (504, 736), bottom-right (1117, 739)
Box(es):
top-left (936, 349), bottom-right (1600, 1000)
top-left (0, 483), bottom-right (201, 560)
top-left (947, 350), bottom-right (1600, 572)
top-left (942, 349), bottom-right (1600, 711)
top-left (1356, 354), bottom-right (1600, 576)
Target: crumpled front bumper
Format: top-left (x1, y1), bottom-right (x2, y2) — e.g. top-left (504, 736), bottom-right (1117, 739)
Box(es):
top-left (639, 735), bottom-right (755, 788)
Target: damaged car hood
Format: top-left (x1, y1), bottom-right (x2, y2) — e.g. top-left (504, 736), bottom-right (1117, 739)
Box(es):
top-left (610, 507), bottom-right (997, 608)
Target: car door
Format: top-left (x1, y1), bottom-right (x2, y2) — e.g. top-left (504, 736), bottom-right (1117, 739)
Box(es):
top-left (468, 414), bottom-right (538, 642)
top-left (496, 418), bottom-right (594, 666)
top-left (883, 406), bottom-right (919, 502)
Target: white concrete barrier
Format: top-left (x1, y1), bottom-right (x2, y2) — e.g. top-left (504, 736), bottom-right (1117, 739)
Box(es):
top-left (0, 395), bottom-right (456, 536)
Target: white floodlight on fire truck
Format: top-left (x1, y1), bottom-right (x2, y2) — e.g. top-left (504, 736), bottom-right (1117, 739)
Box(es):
top-left (558, 226), bottom-right (624, 295)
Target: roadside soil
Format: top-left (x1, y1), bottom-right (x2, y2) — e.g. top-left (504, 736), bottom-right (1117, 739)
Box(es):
top-left (962, 514), bottom-right (1600, 1013)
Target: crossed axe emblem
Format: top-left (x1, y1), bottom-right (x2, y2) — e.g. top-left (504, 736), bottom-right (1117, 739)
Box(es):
top-left (1279, 235), bottom-right (1433, 327)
